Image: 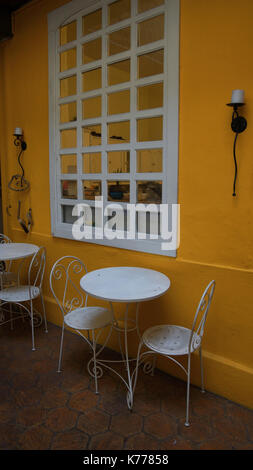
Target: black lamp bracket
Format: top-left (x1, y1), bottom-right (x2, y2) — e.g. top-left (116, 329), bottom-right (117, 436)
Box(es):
top-left (226, 102), bottom-right (247, 196)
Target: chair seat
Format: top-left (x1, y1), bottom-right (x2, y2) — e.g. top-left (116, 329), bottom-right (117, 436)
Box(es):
top-left (142, 324), bottom-right (201, 356)
top-left (0, 285), bottom-right (40, 302)
top-left (64, 306), bottom-right (113, 330)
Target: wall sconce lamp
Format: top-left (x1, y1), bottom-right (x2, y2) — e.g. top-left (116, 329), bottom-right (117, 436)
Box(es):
top-left (226, 90), bottom-right (247, 196)
top-left (8, 127), bottom-right (30, 192)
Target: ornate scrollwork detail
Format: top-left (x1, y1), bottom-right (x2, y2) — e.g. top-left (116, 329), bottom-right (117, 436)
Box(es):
top-left (87, 359), bottom-right (103, 379)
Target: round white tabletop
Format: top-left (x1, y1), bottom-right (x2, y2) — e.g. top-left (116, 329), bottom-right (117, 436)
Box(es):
top-left (0, 243), bottom-right (39, 261)
top-left (80, 267), bottom-right (170, 303)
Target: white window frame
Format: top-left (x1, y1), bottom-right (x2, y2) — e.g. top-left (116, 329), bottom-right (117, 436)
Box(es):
top-left (48, 0), bottom-right (179, 256)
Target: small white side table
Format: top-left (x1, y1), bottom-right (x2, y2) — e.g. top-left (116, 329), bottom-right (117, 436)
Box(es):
top-left (0, 243), bottom-right (38, 261)
top-left (80, 267), bottom-right (170, 407)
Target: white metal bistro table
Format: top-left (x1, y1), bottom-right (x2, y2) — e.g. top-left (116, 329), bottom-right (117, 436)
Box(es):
top-left (0, 243), bottom-right (38, 261)
top-left (80, 266), bottom-right (170, 408)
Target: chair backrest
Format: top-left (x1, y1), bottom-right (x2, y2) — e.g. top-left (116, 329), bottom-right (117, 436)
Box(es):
top-left (189, 280), bottom-right (216, 351)
top-left (0, 233), bottom-right (12, 273)
top-left (49, 256), bottom-right (87, 318)
top-left (28, 246), bottom-right (46, 289)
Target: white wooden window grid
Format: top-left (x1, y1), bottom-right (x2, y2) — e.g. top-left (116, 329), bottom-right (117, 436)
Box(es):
top-left (48, 0), bottom-right (179, 256)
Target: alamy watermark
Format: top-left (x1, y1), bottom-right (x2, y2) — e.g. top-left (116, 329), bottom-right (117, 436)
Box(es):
top-left (72, 197), bottom-right (180, 251)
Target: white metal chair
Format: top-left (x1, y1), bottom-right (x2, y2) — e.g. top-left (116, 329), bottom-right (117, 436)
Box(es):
top-left (132, 280), bottom-right (216, 426)
top-left (49, 256), bottom-right (113, 394)
top-left (0, 246), bottom-right (48, 350)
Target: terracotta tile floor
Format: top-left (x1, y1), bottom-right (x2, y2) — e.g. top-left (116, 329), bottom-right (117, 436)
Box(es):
top-left (0, 320), bottom-right (253, 450)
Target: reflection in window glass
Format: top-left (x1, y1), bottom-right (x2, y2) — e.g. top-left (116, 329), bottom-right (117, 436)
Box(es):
top-left (60, 102), bottom-right (77, 123)
top-left (108, 121), bottom-right (130, 144)
top-left (82, 9), bottom-right (102, 36)
top-left (108, 180), bottom-right (130, 202)
top-left (82, 96), bottom-right (101, 119)
top-left (138, 15), bottom-right (164, 47)
top-left (108, 0), bottom-right (131, 25)
top-left (108, 59), bottom-right (130, 86)
top-left (60, 75), bottom-right (76, 98)
top-left (60, 21), bottom-right (76, 46)
top-left (137, 83), bottom-right (163, 110)
top-left (137, 116), bottom-right (163, 142)
top-left (82, 125), bottom-right (101, 147)
top-left (108, 27), bottom-right (131, 56)
top-left (61, 154), bottom-right (77, 174)
top-left (82, 68), bottom-right (101, 92)
top-left (136, 149), bottom-right (162, 173)
top-left (138, 49), bottom-right (164, 79)
top-left (108, 90), bottom-right (130, 115)
top-left (83, 180), bottom-right (101, 200)
top-left (82, 38), bottom-right (102, 64)
top-left (62, 205), bottom-right (76, 224)
top-left (83, 153), bottom-right (101, 174)
top-left (61, 180), bottom-right (77, 199)
top-left (60, 48), bottom-right (76, 72)
top-left (137, 180), bottom-right (162, 204)
top-left (108, 151), bottom-right (130, 173)
top-left (138, 0), bottom-right (164, 13)
top-left (60, 128), bottom-right (77, 148)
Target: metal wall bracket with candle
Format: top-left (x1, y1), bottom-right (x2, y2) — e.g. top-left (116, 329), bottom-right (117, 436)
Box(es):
top-left (226, 90), bottom-right (247, 197)
top-left (8, 127), bottom-right (30, 192)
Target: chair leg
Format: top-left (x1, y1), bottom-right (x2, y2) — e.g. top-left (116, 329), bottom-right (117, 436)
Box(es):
top-left (57, 323), bottom-right (65, 372)
top-left (30, 300), bottom-right (35, 351)
top-left (92, 329), bottom-right (99, 394)
top-left (185, 353), bottom-right (191, 427)
top-left (10, 303), bottom-right (14, 330)
top-left (199, 346), bottom-right (205, 393)
top-left (40, 292), bottom-right (48, 333)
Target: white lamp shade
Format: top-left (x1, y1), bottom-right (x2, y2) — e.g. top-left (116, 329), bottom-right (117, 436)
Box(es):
top-left (230, 89), bottom-right (245, 104)
top-left (14, 127), bottom-right (23, 136)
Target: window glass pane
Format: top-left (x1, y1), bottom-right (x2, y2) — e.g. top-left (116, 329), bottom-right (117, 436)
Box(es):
top-left (108, 27), bottom-right (131, 56)
top-left (60, 102), bottom-right (77, 123)
top-left (83, 180), bottom-right (101, 200)
top-left (108, 151), bottom-right (130, 173)
top-left (82, 38), bottom-right (102, 64)
top-left (82, 96), bottom-right (101, 119)
top-left (137, 116), bottom-right (163, 141)
top-left (138, 0), bottom-right (164, 13)
top-left (60, 21), bottom-right (76, 46)
top-left (82, 9), bottom-right (102, 36)
top-left (108, 0), bottom-right (131, 25)
top-left (108, 59), bottom-right (130, 86)
top-left (136, 149), bottom-right (162, 172)
top-left (61, 180), bottom-right (77, 199)
top-left (108, 121), bottom-right (130, 144)
top-left (61, 154), bottom-right (77, 174)
top-left (138, 15), bottom-right (164, 47)
top-left (108, 180), bottom-right (130, 202)
top-left (137, 180), bottom-right (162, 204)
top-left (82, 68), bottom-right (101, 92)
top-left (137, 83), bottom-right (163, 110)
top-left (108, 90), bottom-right (130, 115)
top-left (137, 49), bottom-right (163, 79)
top-left (60, 128), bottom-right (77, 148)
top-left (82, 125), bottom-right (101, 146)
top-left (62, 204), bottom-right (76, 224)
top-left (60, 48), bottom-right (76, 72)
top-left (83, 153), bottom-right (101, 173)
top-left (60, 75), bottom-right (76, 98)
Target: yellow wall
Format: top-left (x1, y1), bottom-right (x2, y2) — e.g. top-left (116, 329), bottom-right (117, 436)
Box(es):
top-left (0, 0), bottom-right (253, 409)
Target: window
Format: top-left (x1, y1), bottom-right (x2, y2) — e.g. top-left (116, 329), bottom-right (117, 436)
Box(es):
top-left (48, 0), bottom-right (179, 256)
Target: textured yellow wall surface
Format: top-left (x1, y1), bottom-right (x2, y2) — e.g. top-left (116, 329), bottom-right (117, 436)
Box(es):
top-left (0, 0), bottom-right (253, 408)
